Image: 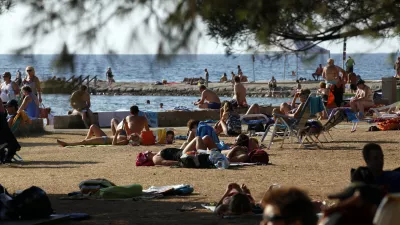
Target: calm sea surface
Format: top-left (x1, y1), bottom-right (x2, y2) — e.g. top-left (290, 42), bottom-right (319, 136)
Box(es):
top-left (0, 53), bottom-right (396, 114)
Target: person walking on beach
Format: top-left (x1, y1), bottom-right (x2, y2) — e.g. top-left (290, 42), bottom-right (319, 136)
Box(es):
top-left (394, 56), bottom-right (400, 78)
top-left (322, 58), bottom-right (347, 87)
top-left (70, 85), bottom-right (95, 128)
top-left (268, 76), bottom-right (277, 97)
top-left (22, 66), bottom-right (42, 103)
top-left (233, 76), bottom-right (247, 107)
top-left (204, 68), bottom-right (209, 87)
top-left (106, 67), bottom-right (114, 86)
top-left (345, 56), bottom-right (355, 73)
top-left (194, 85), bottom-right (221, 109)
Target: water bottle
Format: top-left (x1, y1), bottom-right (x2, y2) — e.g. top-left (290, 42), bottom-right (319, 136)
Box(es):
top-left (216, 160), bottom-right (223, 169)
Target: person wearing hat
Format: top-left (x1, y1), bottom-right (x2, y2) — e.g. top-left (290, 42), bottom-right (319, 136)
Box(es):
top-left (349, 79), bottom-right (374, 118)
top-left (1, 72), bottom-right (20, 104)
top-left (22, 66), bottom-right (42, 103)
top-left (322, 58), bottom-right (347, 87)
top-left (5, 99), bottom-right (18, 127)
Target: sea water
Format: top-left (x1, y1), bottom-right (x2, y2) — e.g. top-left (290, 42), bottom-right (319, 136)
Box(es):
top-left (42, 94), bottom-right (291, 115)
top-left (0, 53), bottom-right (397, 82)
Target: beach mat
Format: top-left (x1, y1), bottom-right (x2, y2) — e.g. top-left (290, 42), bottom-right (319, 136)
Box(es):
top-left (65, 145), bottom-right (111, 148)
top-left (60, 192), bottom-right (163, 201)
top-left (229, 162), bottom-right (260, 167)
top-left (2, 214), bottom-right (70, 225)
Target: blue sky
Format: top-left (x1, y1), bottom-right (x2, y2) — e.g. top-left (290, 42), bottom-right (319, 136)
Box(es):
top-left (0, 3), bottom-right (399, 54)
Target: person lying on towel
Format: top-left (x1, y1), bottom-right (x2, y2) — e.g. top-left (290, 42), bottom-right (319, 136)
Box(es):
top-left (147, 135), bottom-right (218, 166)
top-left (56, 124), bottom-right (141, 147)
top-left (215, 183), bottom-right (256, 216)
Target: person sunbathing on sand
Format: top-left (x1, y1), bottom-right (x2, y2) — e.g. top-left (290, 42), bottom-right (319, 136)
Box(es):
top-left (221, 134), bottom-right (259, 162)
top-left (215, 183), bottom-right (255, 216)
top-left (145, 135), bottom-right (218, 166)
top-left (56, 124), bottom-right (140, 147)
top-left (111, 105), bottom-right (149, 136)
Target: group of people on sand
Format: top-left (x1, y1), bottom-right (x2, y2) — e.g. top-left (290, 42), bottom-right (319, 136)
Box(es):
top-left (1, 66), bottom-right (44, 121)
top-left (220, 65), bottom-right (248, 83)
top-left (194, 75), bottom-right (248, 110)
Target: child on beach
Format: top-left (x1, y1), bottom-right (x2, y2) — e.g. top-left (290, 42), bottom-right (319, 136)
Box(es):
top-left (317, 82), bottom-right (328, 101)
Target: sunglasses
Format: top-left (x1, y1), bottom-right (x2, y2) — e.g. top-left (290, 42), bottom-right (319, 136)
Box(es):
top-left (26, 70), bottom-right (33, 72)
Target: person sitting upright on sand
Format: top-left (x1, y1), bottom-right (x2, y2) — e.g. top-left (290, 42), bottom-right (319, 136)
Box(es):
top-left (111, 105), bottom-right (149, 136)
top-left (233, 76), bottom-right (248, 107)
top-left (312, 64), bottom-right (323, 81)
top-left (194, 85), bottom-right (221, 109)
top-left (220, 73), bottom-right (228, 83)
top-left (70, 85), bottom-right (95, 128)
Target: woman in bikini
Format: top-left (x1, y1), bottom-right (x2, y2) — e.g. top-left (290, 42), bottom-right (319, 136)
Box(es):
top-left (145, 135), bottom-right (219, 166)
top-left (56, 124), bottom-right (139, 147)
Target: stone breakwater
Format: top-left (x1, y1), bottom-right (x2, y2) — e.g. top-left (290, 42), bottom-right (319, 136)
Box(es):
top-left (42, 79), bottom-right (382, 97)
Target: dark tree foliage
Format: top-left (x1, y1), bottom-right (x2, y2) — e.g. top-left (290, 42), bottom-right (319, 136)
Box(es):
top-left (1, 0), bottom-right (399, 67)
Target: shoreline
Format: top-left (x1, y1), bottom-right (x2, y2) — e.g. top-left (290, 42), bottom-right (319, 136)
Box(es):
top-left (42, 79), bottom-right (383, 97)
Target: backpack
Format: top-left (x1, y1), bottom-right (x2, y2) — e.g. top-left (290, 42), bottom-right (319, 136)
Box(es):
top-left (226, 113), bottom-right (242, 135)
top-left (140, 131), bottom-right (156, 145)
top-left (11, 186), bottom-right (53, 220)
top-left (78, 179), bottom-right (116, 195)
top-left (248, 122), bottom-right (265, 132)
top-left (136, 151), bottom-right (155, 166)
top-left (179, 153), bottom-right (214, 168)
top-left (248, 149), bottom-right (269, 164)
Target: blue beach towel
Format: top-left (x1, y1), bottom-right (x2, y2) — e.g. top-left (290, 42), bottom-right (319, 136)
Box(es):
top-left (139, 111), bottom-right (158, 127)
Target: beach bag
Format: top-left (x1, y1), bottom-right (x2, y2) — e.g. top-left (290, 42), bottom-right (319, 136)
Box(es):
top-left (11, 186), bottom-right (53, 220)
top-left (226, 113), bottom-right (242, 135)
top-left (248, 149), bottom-right (269, 164)
top-left (39, 103), bottom-right (50, 119)
top-left (0, 184), bottom-right (17, 220)
top-left (98, 184), bottom-right (142, 199)
top-left (209, 149), bottom-right (230, 169)
top-left (248, 122), bottom-right (265, 132)
top-left (79, 179), bottom-right (116, 195)
top-left (136, 151), bottom-right (155, 166)
top-left (179, 153), bottom-right (213, 168)
top-left (140, 130), bottom-right (156, 145)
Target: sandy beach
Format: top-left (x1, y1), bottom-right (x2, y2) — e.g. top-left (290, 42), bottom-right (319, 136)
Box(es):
top-left (2, 124), bottom-right (399, 224)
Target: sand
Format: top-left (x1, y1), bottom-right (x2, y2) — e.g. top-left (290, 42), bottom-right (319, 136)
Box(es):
top-left (1, 125), bottom-right (399, 224)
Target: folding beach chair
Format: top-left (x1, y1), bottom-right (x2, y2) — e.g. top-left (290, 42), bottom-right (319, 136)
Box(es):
top-left (369, 101), bottom-right (400, 118)
top-left (262, 94), bottom-right (321, 149)
top-left (240, 114), bottom-right (271, 134)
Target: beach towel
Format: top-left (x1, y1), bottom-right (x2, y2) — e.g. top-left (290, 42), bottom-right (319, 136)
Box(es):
top-left (139, 111), bottom-right (158, 127)
top-left (310, 96), bottom-right (325, 116)
top-left (196, 121), bottom-right (219, 144)
top-left (174, 106), bottom-right (191, 111)
top-left (143, 184), bottom-right (194, 196)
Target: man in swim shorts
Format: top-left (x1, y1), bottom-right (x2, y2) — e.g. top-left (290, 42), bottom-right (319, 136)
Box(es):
top-left (111, 105), bottom-right (149, 136)
top-left (233, 76), bottom-right (248, 107)
top-left (194, 85), bottom-right (221, 109)
top-left (322, 58), bottom-right (347, 88)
